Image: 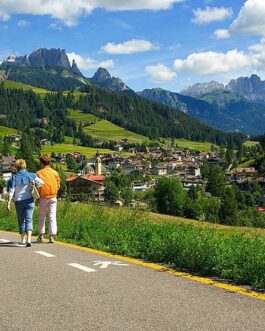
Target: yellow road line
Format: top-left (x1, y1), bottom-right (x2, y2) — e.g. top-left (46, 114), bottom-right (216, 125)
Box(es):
top-left (1, 230), bottom-right (265, 301)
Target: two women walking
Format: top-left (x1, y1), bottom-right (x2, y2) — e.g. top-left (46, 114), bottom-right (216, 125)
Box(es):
top-left (7, 154), bottom-right (60, 247)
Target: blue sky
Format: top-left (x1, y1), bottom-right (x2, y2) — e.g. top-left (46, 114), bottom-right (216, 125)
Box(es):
top-left (0, 0), bottom-right (265, 92)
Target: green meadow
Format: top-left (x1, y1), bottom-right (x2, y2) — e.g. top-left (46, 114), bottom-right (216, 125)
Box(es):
top-left (2, 80), bottom-right (48, 96)
top-left (0, 126), bottom-right (19, 136)
top-left (42, 143), bottom-right (111, 157)
top-left (243, 140), bottom-right (259, 147)
top-left (83, 119), bottom-right (150, 143)
top-left (67, 109), bottom-right (98, 123)
top-left (175, 139), bottom-right (214, 152)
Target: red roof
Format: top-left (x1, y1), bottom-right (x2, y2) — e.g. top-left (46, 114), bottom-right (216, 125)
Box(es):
top-left (66, 175), bottom-right (105, 183)
top-left (88, 175), bottom-right (105, 182)
top-left (256, 207), bottom-right (265, 212)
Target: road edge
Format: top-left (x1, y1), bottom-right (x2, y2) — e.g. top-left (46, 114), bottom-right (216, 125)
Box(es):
top-left (1, 229), bottom-right (265, 302)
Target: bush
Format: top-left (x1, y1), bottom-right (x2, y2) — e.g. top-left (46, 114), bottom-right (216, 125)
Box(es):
top-left (154, 177), bottom-right (186, 216)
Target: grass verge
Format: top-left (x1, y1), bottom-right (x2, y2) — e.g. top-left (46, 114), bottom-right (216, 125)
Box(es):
top-left (1, 202), bottom-right (265, 290)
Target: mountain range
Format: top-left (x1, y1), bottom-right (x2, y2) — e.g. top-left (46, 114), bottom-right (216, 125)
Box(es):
top-left (1, 48), bottom-right (265, 135)
top-left (181, 74), bottom-right (265, 103)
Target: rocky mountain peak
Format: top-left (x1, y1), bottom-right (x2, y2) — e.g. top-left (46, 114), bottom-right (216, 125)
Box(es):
top-left (71, 59), bottom-right (82, 75)
top-left (226, 74), bottom-right (265, 101)
top-left (180, 81), bottom-right (225, 98)
top-left (28, 48), bottom-right (71, 69)
top-left (2, 48), bottom-right (81, 74)
top-left (91, 67), bottom-right (111, 83)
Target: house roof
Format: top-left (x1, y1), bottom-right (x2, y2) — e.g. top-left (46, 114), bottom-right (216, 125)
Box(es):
top-left (256, 207), bottom-right (265, 212)
top-left (227, 167), bottom-right (257, 175)
top-left (66, 175), bottom-right (105, 184)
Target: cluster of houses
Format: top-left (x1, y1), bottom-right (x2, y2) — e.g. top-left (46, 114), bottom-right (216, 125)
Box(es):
top-left (0, 145), bottom-right (263, 208)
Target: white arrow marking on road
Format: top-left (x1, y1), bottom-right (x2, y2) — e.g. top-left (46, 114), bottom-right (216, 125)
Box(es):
top-left (68, 263), bottom-right (97, 273)
top-left (34, 251), bottom-right (56, 258)
top-left (93, 261), bottom-right (130, 269)
top-left (0, 239), bottom-right (10, 243)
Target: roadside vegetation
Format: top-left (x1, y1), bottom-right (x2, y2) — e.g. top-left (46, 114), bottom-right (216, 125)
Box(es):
top-left (1, 202), bottom-right (265, 290)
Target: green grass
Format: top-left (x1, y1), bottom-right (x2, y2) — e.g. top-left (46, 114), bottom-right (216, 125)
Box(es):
top-left (62, 91), bottom-right (86, 101)
top-left (64, 136), bottom-right (75, 144)
top-left (243, 140), bottom-right (259, 147)
top-left (2, 202), bottom-right (265, 290)
top-left (175, 139), bottom-right (214, 152)
top-left (0, 126), bottom-right (19, 136)
top-left (239, 159), bottom-right (255, 168)
top-left (42, 143), bottom-right (111, 157)
top-left (83, 119), bottom-right (150, 143)
top-left (68, 109), bottom-right (150, 143)
top-left (2, 80), bottom-right (48, 96)
top-left (68, 109), bottom-right (98, 123)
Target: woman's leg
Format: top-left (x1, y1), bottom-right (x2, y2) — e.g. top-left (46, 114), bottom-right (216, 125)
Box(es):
top-left (20, 233), bottom-right (26, 244)
top-left (48, 198), bottom-right (57, 239)
top-left (15, 202), bottom-right (26, 241)
top-left (24, 200), bottom-right (35, 246)
top-left (38, 198), bottom-right (48, 236)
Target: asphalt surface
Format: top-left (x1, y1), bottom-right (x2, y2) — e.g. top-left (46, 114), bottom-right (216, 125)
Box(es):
top-left (1, 231), bottom-right (265, 331)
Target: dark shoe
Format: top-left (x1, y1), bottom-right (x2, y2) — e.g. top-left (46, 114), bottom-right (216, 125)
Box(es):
top-left (49, 236), bottom-right (55, 244)
top-left (36, 235), bottom-right (44, 243)
top-left (26, 242), bottom-right (32, 247)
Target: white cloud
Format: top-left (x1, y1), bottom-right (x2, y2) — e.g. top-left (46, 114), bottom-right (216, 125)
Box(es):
top-left (248, 38), bottom-right (265, 69)
top-left (17, 20), bottom-right (30, 27)
top-left (67, 52), bottom-right (114, 71)
top-left (145, 64), bottom-right (176, 83)
top-left (101, 39), bottom-right (159, 55)
top-left (192, 6), bottom-right (233, 24)
top-left (0, 14), bottom-right (10, 21)
top-left (230, 0), bottom-right (265, 36)
top-left (49, 23), bottom-right (63, 31)
top-left (0, 0), bottom-right (184, 26)
top-left (213, 29), bottom-right (231, 39)
top-left (174, 50), bottom-right (250, 75)
top-left (167, 43), bottom-right (181, 51)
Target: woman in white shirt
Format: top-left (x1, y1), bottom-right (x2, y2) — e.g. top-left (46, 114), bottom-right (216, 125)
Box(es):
top-left (7, 159), bottom-right (44, 247)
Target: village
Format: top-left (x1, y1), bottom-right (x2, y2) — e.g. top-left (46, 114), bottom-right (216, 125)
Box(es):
top-left (0, 138), bottom-right (262, 209)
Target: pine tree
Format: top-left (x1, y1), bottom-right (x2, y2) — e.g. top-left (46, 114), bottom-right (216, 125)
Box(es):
top-left (206, 165), bottom-right (226, 198)
top-left (220, 187), bottom-right (238, 225)
top-left (16, 133), bottom-right (36, 172)
top-left (2, 137), bottom-right (11, 156)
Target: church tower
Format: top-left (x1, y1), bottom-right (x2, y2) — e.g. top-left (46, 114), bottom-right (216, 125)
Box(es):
top-left (95, 152), bottom-right (102, 176)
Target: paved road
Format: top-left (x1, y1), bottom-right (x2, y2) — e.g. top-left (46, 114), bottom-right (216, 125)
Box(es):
top-left (1, 231), bottom-right (265, 331)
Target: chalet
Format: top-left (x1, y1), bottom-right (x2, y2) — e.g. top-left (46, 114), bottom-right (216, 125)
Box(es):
top-left (186, 164), bottom-right (201, 177)
top-left (40, 139), bottom-right (51, 145)
top-left (66, 153), bottom-right (105, 201)
top-left (0, 156), bottom-right (16, 173)
top-left (120, 161), bottom-right (143, 175)
top-left (66, 175), bottom-right (105, 201)
top-left (114, 144), bottom-right (124, 152)
top-left (226, 167), bottom-right (258, 183)
top-left (154, 165), bottom-right (167, 176)
top-left (181, 178), bottom-right (204, 189)
top-left (256, 207), bottom-right (265, 213)
top-left (66, 152), bottom-right (85, 159)
top-left (9, 135), bottom-right (21, 142)
top-left (131, 181), bottom-right (148, 192)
